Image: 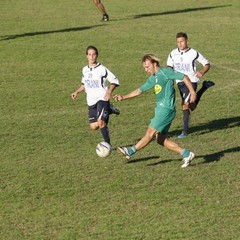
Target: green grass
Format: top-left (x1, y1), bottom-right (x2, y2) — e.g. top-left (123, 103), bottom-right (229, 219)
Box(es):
top-left (1, 0), bottom-right (240, 239)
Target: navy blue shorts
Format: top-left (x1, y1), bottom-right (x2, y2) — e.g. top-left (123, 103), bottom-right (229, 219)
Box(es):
top-left (177, 82), bottom-right (198, 103)
top-left (88, 100), bottom-right (110, 124)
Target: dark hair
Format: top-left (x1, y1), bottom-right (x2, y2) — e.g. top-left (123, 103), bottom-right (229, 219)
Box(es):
top-left (86, 45), bottom-right (98, 56)
top-left (142, 54), bottom-right (160, 67)
top-left (176, 32), bottom-right (188, 40)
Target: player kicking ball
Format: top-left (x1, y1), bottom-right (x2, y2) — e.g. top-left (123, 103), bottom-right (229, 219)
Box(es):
top-left (114, 54), bottom-right (197, 168)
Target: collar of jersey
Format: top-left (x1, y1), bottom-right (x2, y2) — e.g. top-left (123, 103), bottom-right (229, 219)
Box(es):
top-left (88, 62), bottom-right (101, 69)
top-left (178, 47), bottom-right (191, 54)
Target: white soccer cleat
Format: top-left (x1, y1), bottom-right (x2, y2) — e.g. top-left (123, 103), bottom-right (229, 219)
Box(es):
top-left (118, 147), bottom-right (131, 160)
top-left (181, 152), bottom-right (195, 168)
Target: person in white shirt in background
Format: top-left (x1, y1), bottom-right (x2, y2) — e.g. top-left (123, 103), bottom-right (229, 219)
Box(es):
top-left (71, 45), bottom-right (120, 145)
top-left (167, 32), bottom-right (215, 138)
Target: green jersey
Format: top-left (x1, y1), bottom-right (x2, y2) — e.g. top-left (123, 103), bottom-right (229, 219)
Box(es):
top-left (139, 68), bottom-right (185, 110)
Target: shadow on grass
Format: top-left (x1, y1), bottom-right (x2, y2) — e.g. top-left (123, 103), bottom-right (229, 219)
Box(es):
top-left (0, 24), bottom-right (105, 41)
top-left (1, 5), bottom-right (231, 41)
top-left (132, 5), bottom-right (231, 19)
top-left (170, 116), bottom-right (240, 137)
top-left (127, 156), bottom-right (161, 164)
top-left (116, 116), bottom-right (239, 165)
top-left (134, 146), bottom-right (240, 167)
top-left (195, 146), bottom-right (240, 165)
top-left (127, 147), bottom-right (240, 166)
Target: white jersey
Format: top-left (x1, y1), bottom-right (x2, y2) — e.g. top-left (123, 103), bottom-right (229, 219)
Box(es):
top-left (81, 63), bottom-right (120, 106)
top-left (167, 48), bottom-right (209, 84)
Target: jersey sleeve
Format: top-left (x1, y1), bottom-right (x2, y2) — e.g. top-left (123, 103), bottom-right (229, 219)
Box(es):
top-left (166, 52), bottom-right (174, 67)
top-left (164, 68), bottom-right (185, 81)
top-left (172, 70), bottom-right (185, 81)
top-left (81, 67), bottom-right (86, 84)
top-left (105, 67), bottom-right (120, 86)
top-left (139, 76), bottom-right (155, 92)
top-left (197, 51), bottom-right (210, 66)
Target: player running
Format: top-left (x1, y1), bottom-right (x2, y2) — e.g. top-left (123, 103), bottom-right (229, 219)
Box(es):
top-left (167, 32), bottom-right (215, 138)
top-left (93, 0), bottom-right (109, 21)
top-left (71, 45), bottom-right (120, 145)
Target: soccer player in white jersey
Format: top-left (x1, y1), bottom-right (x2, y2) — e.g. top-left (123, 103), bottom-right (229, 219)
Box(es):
top-left (167, 32), bottom-right (215, 138)
top-left (71, 46), bottom-right (120, 145)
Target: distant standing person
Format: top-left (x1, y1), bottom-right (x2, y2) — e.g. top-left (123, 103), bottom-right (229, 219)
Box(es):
top-left (167, 32), bottom-right (215, 138)
top-left (114, 54), bottom-right (197, 168)
top-left (93, 0), bottom-right (109, 21)
top-left (71, 45), bottom-right (120, 145)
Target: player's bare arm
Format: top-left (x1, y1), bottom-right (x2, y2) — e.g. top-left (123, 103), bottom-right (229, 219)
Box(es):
top-left (114, 88), bottom-right (142, 101)
top-left (71, 84), bottom-right (85, 100)
top-left (196, 63), bottom-right (210, 78)
top-left (104, 84), bottom-right (117, 101)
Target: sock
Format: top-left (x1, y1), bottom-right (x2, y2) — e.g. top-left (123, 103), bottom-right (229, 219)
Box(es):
top-left (181, 149), bottom-right (190, 158)
top-left (195, 86), bottom-right (207, 106)
top-left (127, 146), bottom-right (137, 156)
top-left (100, 126), bottom-right (110, 145)
top-left (183, 109), bottom-right (190, 134)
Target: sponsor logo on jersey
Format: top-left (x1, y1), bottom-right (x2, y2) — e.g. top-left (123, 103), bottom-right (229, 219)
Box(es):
top-left (155, 84), bottom-right (162, 94)
top-left (175, 63), bottom-right (190, 72)
top-left (85, 79), bottom-right (100, 88)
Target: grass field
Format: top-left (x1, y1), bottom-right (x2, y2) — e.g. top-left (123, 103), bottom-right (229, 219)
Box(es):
top-left (1, 0), bottom-right (240, 239)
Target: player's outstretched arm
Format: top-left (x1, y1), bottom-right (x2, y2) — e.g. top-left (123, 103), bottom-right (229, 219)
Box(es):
top-left (114, 88), bottom-right (142, 101)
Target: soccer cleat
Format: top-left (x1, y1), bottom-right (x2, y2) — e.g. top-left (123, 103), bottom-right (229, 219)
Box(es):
top-left (181, 152), bottom-right (195, 168)
top-left (202, 80), bottom-right (215, 89)
top-left (109, 104), bottom-right (120, 115)
top-left (102, 14), bottom-right (109, 21)
top-left (118, 147), bottom-right (131, 160)
top-left (178, 132), bottom-right (187, 139)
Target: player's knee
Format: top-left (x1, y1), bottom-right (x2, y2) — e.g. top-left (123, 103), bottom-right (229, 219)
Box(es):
top-left (183, 102), bottom-right (189, 109)
top-left (90, 123), bottom-right (98, 130)
top-left (97, 120), bottom-right (106, 129)
top-left (146, 128), bottom-right (157, 141)
top-left (157, 134), bottom-right (166, 146)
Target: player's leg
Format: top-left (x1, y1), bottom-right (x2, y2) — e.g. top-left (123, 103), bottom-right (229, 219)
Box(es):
top-left (154, 108), bottom-right (195, 167)
top-left (157, 134), bottom-right (195, 168)
top-left (177, 82), bottom-right (195, 138)
top-left (192, 80), bottom-right (215, 109)
top-left (89, 106), bottom-right (99, 130)
top-left (93, 0), bottom-right (109, 21)
top-left (96, 101), bottom-right (111, 144)
top-left (109, 103), bottom-right (120, 115)
top-left (118, 126), bottom-right (157, 160)
top-left (118, 107), bottom-right (173, 160)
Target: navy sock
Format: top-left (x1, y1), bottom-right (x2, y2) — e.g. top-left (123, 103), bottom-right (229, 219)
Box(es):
top-left (100, 126), bottom-right (110, 145)
top-left (183, 109), bottom-right (190, 134)
top-left (195, 86), bottom-right (207, 106)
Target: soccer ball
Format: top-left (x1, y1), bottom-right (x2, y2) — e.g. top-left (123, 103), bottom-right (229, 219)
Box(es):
top-left (96, 142), bottom-right (112, 158)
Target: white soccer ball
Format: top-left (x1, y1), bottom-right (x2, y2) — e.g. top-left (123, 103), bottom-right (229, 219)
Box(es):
top-left (96, 142), bottom-right (112, 158)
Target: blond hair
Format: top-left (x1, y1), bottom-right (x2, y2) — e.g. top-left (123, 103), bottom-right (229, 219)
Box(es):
top-left (142, 54), bottom-right (160, 67)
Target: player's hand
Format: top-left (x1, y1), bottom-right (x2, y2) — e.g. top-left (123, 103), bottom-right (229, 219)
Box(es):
top-left (190, 92), bottom-right (197, 103)
top-left (196, 71), bottom-right (204, 78)
top-left (71, 92), bottom-right (77, 100)
top-left (113, 94), bottom-right (123, 101)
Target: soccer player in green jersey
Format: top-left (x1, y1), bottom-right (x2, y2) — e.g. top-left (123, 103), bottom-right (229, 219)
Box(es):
top-left (114, 54), bottom-right (197, 168)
